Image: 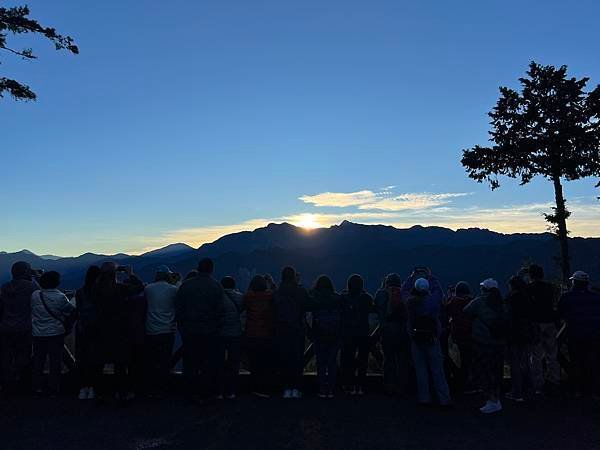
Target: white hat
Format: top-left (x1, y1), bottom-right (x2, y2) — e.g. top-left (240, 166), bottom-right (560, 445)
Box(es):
top-left (414, 278), bottom-right (430, 292)
top-left (570, 271), bottom-right (589, 282)
top-left (480, 278), bottom-right (499, 290)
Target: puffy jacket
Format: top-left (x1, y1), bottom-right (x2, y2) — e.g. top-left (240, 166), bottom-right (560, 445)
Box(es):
top-left (0, 278), bottom-right (39, 333)
top-left (145, 281), bottom-right (178, 335)
top-left (273, 283), bottom-right (309, 336)
top-left (244, 290), bottom-right (274, 339)
top-left (463, 292), bottom-right (508, 346)
top-left (31, 289), bottom-right (75, 337)
top-left (341, 291), bottom-right (374, 337)
top-left (558, 287), bottom-right (600, 341)
top-left (176, 273), bottom-right (225, 336)
top-left (221, 289), bottom-right (244, 337)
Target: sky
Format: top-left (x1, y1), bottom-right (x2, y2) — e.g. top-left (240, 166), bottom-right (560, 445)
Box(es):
top-left (1, 0), bottom-right (599, 256)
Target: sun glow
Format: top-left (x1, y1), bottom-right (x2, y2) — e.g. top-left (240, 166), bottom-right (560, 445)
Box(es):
top-left (293, 214), bottom-right (321, 229)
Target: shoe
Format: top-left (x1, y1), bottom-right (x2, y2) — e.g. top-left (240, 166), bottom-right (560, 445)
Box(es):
top-left (291, 389), bottom-right (302, 399)
top-left (252, 391), bottom-right (270, 399)
top-left (216, 394), bottom-right (224, 400)
top-left (226, 393), bottom-right (236, 400)
top-left (79, 387), bottom-right (89, 400)
top-left (124, 392), bottom-right (135, 401)
top-left (480, 400), bottom-right (502, 414)
top-left (505, 392), bottom-right (524, 402)
top-left (318, 392), bottom-right (328, 399)
top-left (327, 392), bottom-right (335, 399)
top-left (464, 388), bottom-right (483, 395)
top-left (283, 389), bottom-right (292, 399)
top-left (87, 387), bottom-right (96, 400)
top-left (356, 387), bottom-right (364, 396)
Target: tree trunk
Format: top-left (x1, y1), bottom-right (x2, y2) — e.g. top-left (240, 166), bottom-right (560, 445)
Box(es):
top-left (552, 175), bottom-right (571, 284)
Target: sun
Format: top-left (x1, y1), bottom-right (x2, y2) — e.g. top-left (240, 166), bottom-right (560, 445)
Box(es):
top-left (294, 214), bottom-right (320, 230)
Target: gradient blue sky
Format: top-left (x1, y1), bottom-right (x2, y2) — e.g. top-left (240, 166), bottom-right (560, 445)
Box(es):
top-left (2, 0), bottom-right (599, 256)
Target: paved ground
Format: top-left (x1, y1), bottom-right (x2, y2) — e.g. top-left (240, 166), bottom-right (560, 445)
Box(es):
top-left (1, 390), bottom-right (600, 450)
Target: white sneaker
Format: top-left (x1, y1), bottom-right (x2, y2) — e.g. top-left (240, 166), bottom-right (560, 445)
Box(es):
top-left (291, 389), bottom-right (302, 399)
top-left (87, 387), bottom-right (96, 400)
top-left (480, 400), bottom-right (502, 414)
top-left (283, 389), bottom-right (292, 399)
top-left (78, 388), bottom-right (89, 400)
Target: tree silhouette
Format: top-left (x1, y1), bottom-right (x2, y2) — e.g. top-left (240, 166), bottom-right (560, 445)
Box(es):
top-left (1, 5), bottom-right (78, 101)
top-left (462, 62), bottom-right (600, 283)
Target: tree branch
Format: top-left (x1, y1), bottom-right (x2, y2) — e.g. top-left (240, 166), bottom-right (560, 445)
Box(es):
top-left (0, 44), bottom-right (36, 59)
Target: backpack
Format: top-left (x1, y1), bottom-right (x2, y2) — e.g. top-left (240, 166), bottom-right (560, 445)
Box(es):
top-left (314, 308), bottom-right (342, 338)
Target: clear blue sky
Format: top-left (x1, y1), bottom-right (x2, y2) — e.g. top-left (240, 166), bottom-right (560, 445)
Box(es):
top-left (2, 0), bottom-right (599, 256)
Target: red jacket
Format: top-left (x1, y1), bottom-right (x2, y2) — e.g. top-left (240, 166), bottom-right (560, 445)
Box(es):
top-left (244, 290), bottom-right (274, 339)
top-left (445, 295), bottom-right (473, 343)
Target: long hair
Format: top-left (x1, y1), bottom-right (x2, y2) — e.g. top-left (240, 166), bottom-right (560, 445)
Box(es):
top-left (313, 275), bottom-right (335, 294)
top-left (281, 266), bottom-right (297, 285)
top-left (83, 265), bottom-right (101, 295)
top-left (347, 274), bottom-right (364, 295)
top-left (248, 275), bottom-right (267, 292)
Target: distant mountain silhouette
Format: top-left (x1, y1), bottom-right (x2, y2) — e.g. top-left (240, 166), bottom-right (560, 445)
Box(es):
top-left (1, 222), bottom-right (599, 293)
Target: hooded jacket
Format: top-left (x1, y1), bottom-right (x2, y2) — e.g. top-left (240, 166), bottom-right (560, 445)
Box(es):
top-left (273, 282), bottom-right (309, 336)
top-left (558, 286), bottom-right (600, 341)
top-left (0, 278), bottom-right (39, 333)
top-left (463, 291), bottom-right (508, 346)
top-left (31, 288), bottom-right (75, 337)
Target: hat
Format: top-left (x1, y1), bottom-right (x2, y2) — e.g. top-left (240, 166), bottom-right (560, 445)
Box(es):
top-left (570, 271), bottom-right (589, 282)
top-left (480, 278), bottom-right (499, 290)
top-left (414, 278), bottom-right (430, 292)
top-left (156, 265), bottom-right (173, 274)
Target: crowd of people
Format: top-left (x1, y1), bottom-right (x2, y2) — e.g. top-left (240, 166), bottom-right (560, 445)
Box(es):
top-left (0, 258), bottom-right (599, 415)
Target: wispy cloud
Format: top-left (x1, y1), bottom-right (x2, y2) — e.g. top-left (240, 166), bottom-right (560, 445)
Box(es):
top-left (299, 189), bottom-right (471, 211)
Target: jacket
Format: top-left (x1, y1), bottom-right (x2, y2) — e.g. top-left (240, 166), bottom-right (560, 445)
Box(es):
top-left (221, 288), bottom-right (244, 337)
top-left (445, 295), bottom-right (473, 343)
top-left (273, 282), bottom-right (309, 336)
top-left (341, 290), bottom-right (374, 337)
top-left (507, 290), bottom-right (537, 344)
top-left (526, 280), bottom-right (558, 323)
top-left (402, 274), bottom-right (444, 338)
top-left (307, 290), bottom-right (343, 340)
top-left (374, 286), bottom-right (407, 337)
top-left (244, 290), bottom-right (274, 339)
top-left (145, 281), bottom-right (178, 335)
top-left (31, 289), bottom-right (75, 337)
top-left (0, 278), bottom-right (39, 333)
top-left (176, 273), bottom-right (225, 336)
top-left (558, 287), bottom-right (600, 341)
top-left (463, 292), bottom-right (508, 346)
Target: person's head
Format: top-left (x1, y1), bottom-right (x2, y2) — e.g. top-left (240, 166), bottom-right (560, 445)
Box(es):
top-left (454, 281), bottom-right (471, 298)
top-left (100, 261), bottom-right (118, 275)
top-left (570, 271), bottom-right (590, 290)
top-left (281, 266), bottom-right (297, 285)
top-left (11, 261), bottom-right (32, 281)
top-left (528, 264), bottom-right (544, 281)
top-left (414, 278), bottom-right (430, 294)
top-left (384, 273), bottom-right (402, 288)
top-left (314, 275), bottom-right (335, 294)
top-left (154, 265), bottom-right (173, 282)
top-left (221, 276), bottom-right (236, 290)
top-left (509, 275), bottom-right (527, 293)
top-left (264, 274), bottom-right (277, 290)
top-left (480, 278), bottom-right (499, 293)
top-left (39, 271), bottom-right (61, 290)
top-left (249, 274), bottom-right (267, 292)
top-left (185, 269), bottom-right (199, 280)
top-left (197, 258), bottom-right (214, 275)
top-left (347, 274), bottom-right (364, 295)
top-left (84, 265), bottom-right (101, 291)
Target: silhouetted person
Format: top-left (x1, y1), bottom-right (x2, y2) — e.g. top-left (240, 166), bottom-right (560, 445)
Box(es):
top-left (244, 275), bottom-right (274, 398)
top-left (218, 276), bottom-right (244, 399)
top-left (506, 276), bottom-right (536, 402)
top-left (273, 266), bottom-right (309, 399)
top-left (464, 279), bottom-right (508, 414)
top-left (526, 264), bottom-right (560, 394)
top-left (374, 273), bottom-right (410, 396)
top-left (144, 265), bottom-right (178, 398)
top-left (75, 265), bottom-right (102, 400)
top-left (308, 275), bottom-right (343, 398)
top-left (558, 271), bottom-right (600, 399)
top-left (31, 271), bottom-right (75, 397)
top-left (93, 262), bottom-right (144, 402)
top-left (175, 257), bottom-right (225, 404)
top-left (445, 281), bottom-right (475, 393)
top-left (0, 261), bottom-right (39, 395)
top-left (340, 274), bottom-right (374, 395)
top-left (403, 269), bottom-right (452, 408)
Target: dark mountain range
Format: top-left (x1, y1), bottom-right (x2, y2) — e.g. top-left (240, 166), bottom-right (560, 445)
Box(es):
top-left (1, 222), bottom-right (599, 293)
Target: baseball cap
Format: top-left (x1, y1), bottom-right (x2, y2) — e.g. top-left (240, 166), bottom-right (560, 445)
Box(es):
top-left (480, 278), bottom-right (499, 290)
top-left (414, 278), bottom-right (430, 292)
top-left (570, 271), bottom-right (589, 282)
top-left (156, 265), bottom-right (173, 274)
